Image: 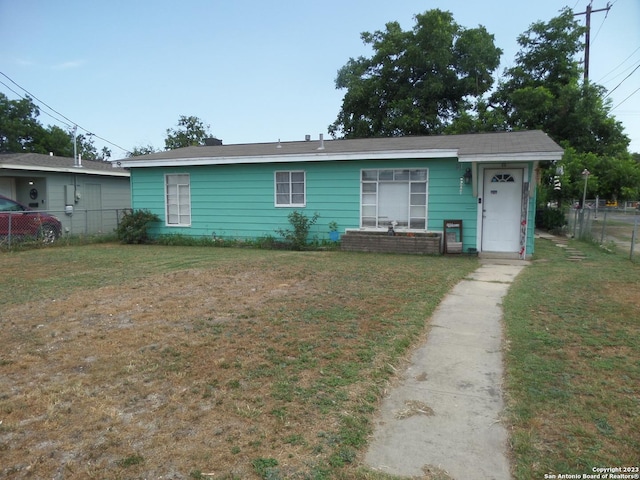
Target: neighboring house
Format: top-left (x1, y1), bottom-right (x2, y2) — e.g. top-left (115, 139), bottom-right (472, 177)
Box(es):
top-left (112, 130), bottom-right (563, 258)
top-left (0, 153), bottom-right (130, 235)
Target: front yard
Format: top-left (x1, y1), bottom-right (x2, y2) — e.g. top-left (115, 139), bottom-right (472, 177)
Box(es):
top-left (1, 239), bottom-right (638, 479)
top-left (0, 245), bottom-right (476, 479)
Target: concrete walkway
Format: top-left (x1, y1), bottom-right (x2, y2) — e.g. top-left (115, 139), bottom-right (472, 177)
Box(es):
top-left (364, 259), bottom-right (528, 479)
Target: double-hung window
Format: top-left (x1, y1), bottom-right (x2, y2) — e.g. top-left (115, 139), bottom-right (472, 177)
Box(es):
top-left (165, 174), bottom-right (191, 226)
top-left (275, 171), bottom-right (305, 207)
top-left (361, 169), bottom-right (428, 229)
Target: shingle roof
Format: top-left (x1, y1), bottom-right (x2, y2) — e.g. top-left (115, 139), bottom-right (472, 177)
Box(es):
top-left (113, 130), bottom-right (563, 165)
top-left (0, 153), bottom-right (129, 175)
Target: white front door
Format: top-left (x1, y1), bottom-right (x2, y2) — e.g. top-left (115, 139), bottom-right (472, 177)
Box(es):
top-left (481, 168), bottom-right (523, 252)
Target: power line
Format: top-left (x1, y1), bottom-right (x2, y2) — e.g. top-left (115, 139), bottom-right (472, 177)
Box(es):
top-left (604, 62), bottom-right (640, 100)
top-left (596, 46), bottom-right (640, 84)
top-left (611, 86), bottom-right (640, 111)
top-left (0, 71), bottom-right (128, 153)
top-left (0, 79), bottom-right (75, 129)
top-left (588, 5), bottom-right (609, 46)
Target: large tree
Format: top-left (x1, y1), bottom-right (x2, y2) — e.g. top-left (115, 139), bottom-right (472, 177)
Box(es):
top-left (0, 93), bottom-right (45, 153)
top-left (164, 115), bottom-right (212, 150)
top-left (0, 93), bottom-right (110, 160)
top-left (490, 8), bottom-right (636, 204)
top-left (329, 9), bottom-right (502, 138)
top-left (490, 8), bottom-right (629, 157)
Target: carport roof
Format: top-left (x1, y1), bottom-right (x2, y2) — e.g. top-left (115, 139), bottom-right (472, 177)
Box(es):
top-left (112, 130), bottom-right (564, 168)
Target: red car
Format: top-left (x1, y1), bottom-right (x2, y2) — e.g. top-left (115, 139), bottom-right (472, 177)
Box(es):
top-left (0, 194), bottom-right (62, 243)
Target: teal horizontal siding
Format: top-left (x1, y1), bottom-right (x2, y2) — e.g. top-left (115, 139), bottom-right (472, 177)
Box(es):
top-left (129, 159), bottom-right (483, 246)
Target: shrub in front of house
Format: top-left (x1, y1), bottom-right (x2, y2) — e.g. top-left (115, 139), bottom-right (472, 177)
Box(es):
top-left (275, 211), bottom-right (320, 250)
top-left (116, 209), bottom-right (161, 244)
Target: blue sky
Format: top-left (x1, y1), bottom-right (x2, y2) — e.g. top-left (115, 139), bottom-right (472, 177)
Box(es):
top-left (1, 0), bottom-right (638, 159)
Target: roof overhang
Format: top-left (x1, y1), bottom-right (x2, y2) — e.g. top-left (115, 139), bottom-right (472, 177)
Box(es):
top-left (112, 149), bottom-right (460, 168)
top-left (458, 152), bottom-right (563, 163)
top-left (0, 163), bottom-right (130, 177)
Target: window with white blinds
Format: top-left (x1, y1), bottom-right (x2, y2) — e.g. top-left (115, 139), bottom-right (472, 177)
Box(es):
top-left (165, 174), bottom-right (191, 226)
top-left (361, 169), bottom-right (428, 229)
top-left (275, 171), bottom-right (306, 207)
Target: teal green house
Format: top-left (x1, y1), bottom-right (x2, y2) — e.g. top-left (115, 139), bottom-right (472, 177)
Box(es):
top-left (113, 130), bottom-right (563, 259)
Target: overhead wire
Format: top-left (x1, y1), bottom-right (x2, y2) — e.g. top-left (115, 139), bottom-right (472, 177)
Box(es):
top-left (611, 86), bottom-right (640, 112)
top-left (596, 46), bottom-right (640, 84)
top-left (588, 4), bottom-right (609, 46)
top-left (0, 79), bottom-right (75, 129)
top-left (0, 71), bottom-right (128, 153)
top-left (576, 1), bottom-right (639, 113)
top-left (604, 62), bottom-right (640, 100)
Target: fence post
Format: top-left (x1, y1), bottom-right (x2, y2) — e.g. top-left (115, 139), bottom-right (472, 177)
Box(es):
top-left (600, 210), bottom-right (607, 244)
top-left (631, 217), bottom-right (638, 260)
top-left (584, 208), bottom-right (592, 240)
top-left (8, 212), bottom-right (12, 248)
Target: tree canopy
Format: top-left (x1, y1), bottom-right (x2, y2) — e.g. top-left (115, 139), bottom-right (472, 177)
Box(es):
top-left (0, 93), bottom-right (42, 153)
top-left (329, 9), bottom-right (502, 138)
top-left (488, 8), bottom-right (636, 202)
top-left (0, 93), bottom-right (110, 160)
top-left (128, 144), bottom-right (158, 157)
top-left (0, 95), bottom-right (213, 158)
top-left (490, 8), bottom-right (629, 157)
top-left (331, 8), bottom-right (638, 203)
top-left (164, 115), bottom-right (212, 150)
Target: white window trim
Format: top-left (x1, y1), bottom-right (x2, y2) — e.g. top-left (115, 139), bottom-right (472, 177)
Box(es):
top-left (165, 173), bottom-right (191, 227)
top-left (274, 170), bottom-right (306, 207)
top-left (360, 168), bottom-right (429, 230)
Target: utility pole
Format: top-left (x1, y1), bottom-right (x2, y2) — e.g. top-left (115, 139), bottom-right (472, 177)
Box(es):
top-left (574, 1), bottom-right (611, 82)
top-left (72, 125), bottom-right (78, 164)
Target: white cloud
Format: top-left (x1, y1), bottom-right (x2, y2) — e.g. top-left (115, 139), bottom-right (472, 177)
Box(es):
top-left (15, 58), bottom-right (35, 67)
top-left (52, 60), bottom-right (84, 70)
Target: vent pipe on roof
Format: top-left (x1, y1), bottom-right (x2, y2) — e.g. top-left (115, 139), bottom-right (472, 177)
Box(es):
top-left (49, 152), bottom-right (53, 156)
top-left (305, 134), bottom-right (311, 142)
top-left (317, 133), bottom-right (325, 150)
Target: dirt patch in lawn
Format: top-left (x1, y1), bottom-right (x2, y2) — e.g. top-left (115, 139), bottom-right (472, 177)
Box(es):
top-left (1, 250), bottom-right (468, 479)
top-left (2, 268), bottom-right (327, 478)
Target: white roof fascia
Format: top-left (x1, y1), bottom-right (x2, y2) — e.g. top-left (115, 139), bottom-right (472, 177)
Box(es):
top-left (112, 149), bottom-right (460, 168)
top-left (458, 152), bottom-right (563, 163)
top-left (0, 163), bottom-right (130, 177)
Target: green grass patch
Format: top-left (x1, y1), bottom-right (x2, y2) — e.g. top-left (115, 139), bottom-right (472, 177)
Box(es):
top-left (503, 237), bottom-right (640, 478)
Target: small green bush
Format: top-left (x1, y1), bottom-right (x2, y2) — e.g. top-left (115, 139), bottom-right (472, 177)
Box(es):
top-left (535, 207), bottom-right (566, 233)
top-left (275, 211), bottom-right (319, 250)
top-left (116, 209), bottom-right (160, 244)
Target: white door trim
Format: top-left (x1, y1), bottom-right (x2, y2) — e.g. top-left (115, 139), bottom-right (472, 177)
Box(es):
top-left (475, 164), bottom-right (530, 254)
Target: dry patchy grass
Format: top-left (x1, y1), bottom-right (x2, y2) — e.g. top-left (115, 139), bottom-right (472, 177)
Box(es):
top-left (0, 245), bottom-right (476, 479)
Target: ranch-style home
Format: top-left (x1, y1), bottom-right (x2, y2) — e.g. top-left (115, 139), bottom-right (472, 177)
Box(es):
top-left (112, 130), bottom-right (563, 259)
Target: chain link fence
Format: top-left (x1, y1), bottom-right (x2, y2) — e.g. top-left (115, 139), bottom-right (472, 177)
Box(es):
top-left (567, 204), bottom-right (640, 259)
top-left (1, 208), bottom-right (131, 249)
